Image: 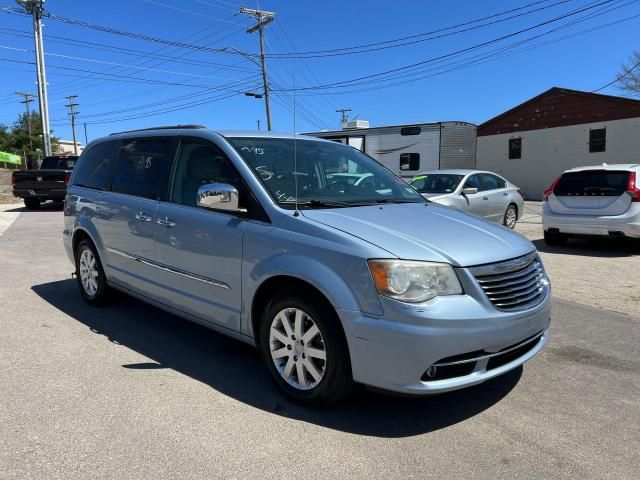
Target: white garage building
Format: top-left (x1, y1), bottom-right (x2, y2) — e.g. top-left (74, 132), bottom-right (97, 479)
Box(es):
top-left (476, 87), bottom-right (640, 199)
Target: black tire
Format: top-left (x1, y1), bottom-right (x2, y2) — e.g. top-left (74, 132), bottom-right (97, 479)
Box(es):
top-left (75, 239), bottom-right (109, 304)
top-left (544, 230), bottom-right (568, 246)
top-left (24, 198), bottom-right (40, 210)
top-left (258, 290), bottom-right (353, 406)
top-left (503, 204), bottom-right (518, 229)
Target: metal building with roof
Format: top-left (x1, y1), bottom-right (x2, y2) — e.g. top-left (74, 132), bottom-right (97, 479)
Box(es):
top-left (476, 87), bottom-right (640, 199)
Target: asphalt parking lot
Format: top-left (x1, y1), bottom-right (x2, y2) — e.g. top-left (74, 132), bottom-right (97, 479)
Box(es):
top-left (0, 202), bottom-right (638, 479)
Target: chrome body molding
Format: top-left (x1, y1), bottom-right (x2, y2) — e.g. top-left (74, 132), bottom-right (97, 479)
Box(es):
top-left (106, 247), bottom-right (231, 290)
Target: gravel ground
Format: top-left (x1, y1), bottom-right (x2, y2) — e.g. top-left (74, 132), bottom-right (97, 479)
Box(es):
top-left (0, 169), bottom-right (16, 204)
top-left (0, 208), bottom-right (638, 479)
top-left (515, 202), bottom-right (640, 317)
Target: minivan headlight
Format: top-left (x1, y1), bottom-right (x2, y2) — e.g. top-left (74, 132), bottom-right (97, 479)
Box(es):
top-left (368, 259), bottom-right (462, 303)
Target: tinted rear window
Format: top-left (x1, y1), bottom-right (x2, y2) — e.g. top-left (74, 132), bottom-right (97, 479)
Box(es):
top-left (72, 141), bottom-right (118, 190)
top-left (41, 156), bottom-right (78, 169)
top-left (111, 138), bottom-right (175, 199)
top-left (554, 171), bottom-right (630, 196)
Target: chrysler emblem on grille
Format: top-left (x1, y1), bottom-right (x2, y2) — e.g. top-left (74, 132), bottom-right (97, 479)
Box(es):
top-left (37, 176), bottom-right (43, 182)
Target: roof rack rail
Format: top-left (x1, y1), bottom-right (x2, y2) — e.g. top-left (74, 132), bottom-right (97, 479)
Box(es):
top-left (109, 125), bottom-right (207, 136)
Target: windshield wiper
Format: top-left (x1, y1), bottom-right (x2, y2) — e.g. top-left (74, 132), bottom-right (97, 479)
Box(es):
top-left (279, 199), bottom-right (352, 208)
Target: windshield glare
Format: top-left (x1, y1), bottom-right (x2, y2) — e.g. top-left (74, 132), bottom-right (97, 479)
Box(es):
top-left (410, 174), bottom-right (463, 194)
top-left (228, 137), bottom-right (425, 207)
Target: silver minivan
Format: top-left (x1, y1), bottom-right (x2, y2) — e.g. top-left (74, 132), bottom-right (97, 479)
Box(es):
top-left (64, 126), bottom-right (551, 405)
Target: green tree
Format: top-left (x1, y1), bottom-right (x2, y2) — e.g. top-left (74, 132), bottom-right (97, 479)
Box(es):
top-left (617, 51), bottom-right (640, 97)
top-left (0, 112), bottom-right (59, 167)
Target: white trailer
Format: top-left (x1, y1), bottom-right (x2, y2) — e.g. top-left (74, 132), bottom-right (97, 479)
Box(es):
top-left (305, 121), bottom-right (477, 178)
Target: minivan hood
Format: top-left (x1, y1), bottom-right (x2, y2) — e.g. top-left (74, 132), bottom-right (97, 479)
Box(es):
top-left (302, 203), bottom-right (534, 267)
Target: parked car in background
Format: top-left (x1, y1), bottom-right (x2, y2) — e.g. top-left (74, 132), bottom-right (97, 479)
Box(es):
top-left (12, 155), bottom-right (78, 209)
top-left (64, 127), bottom-right (550, 405)
top-left (409, 169), bottom-right (525, 228)
top-left (542, 164), bottom-right (640, 245)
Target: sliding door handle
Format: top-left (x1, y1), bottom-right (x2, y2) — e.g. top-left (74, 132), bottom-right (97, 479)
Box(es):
top-left (157, 217), bottom-right (176, 228)
top-left (135, 212), bottom-right (153, 222)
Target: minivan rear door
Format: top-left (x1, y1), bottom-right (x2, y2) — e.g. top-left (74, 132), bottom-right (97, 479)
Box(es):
top-left (548, 170), bottom-right (632, 216)
top-left (98, 137), bottom-right (177, 296)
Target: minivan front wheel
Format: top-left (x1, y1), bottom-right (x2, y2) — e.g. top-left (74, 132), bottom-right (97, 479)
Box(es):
top-left (75, 239), bottom-right (108, 303)
top-left (259, 291), bottom-right (353, 405)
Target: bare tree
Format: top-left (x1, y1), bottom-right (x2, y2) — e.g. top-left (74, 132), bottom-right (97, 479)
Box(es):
top-left (617, 51), bottom-right (640, 97)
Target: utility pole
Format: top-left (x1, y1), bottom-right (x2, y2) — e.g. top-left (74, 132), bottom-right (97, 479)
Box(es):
top-left (239, 7), bottom-right (275, 131)
top-left (15, 91), bottom-right (35, 166)
top-left (83, 122), bottom-right (88, 145)
top-left (64, 95), bottom-right (80, 155)
top-left (336, 108), bottom-right (352, 127)
top-left (16, 0), bottom-right (52, 156)
top-left (256, 120), bottom-right (261, 131)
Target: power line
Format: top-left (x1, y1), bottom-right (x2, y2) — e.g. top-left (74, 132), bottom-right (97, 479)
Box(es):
top-left (64, 95), bottom-right (80, 154)
top-left (263, 0), bottom-right (579, 58)
top-left (592, 57), bottom-right (640, 92)
top-left (273, 0), bottom-right (628, 92)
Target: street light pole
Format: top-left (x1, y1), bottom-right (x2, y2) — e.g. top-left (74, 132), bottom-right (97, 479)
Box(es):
top-left (16, 0), bottom-right (52, 156)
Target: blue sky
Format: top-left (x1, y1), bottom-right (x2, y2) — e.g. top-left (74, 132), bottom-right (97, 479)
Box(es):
top-left (0, 0), bottom-right (638, 143)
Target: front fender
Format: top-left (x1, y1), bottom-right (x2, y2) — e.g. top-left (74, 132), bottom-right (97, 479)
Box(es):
top-left (243, 253), bottom-right (379, 337)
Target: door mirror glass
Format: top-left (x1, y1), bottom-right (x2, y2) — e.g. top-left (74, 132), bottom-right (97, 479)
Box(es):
top-left (197, 183), bottom-right (244, 212)
top-left (462, 187), bottom-right (478, 195)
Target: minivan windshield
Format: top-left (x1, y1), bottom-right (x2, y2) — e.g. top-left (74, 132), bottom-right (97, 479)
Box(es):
top-left (41, 156), bottom-right (78, 169)
top-left (554, 170), bottom-right (631, 196)
top-left (228, 137), bottom-right (425, 208)
top-left (409, 174), bottom-right (464, 194)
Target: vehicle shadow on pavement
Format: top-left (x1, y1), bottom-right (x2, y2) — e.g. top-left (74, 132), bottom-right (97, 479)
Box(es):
top-left (532, 237), bottom-right (640, 258)
top-left (3, 202), bottom-right (64, 213)
top-left (32, 279), bottom-right (522, 438)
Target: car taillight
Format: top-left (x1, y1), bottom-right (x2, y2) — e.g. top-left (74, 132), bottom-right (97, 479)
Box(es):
top-left (517, 188), bottom-right (525, 199)
top-left (11, 172), bottom-right (16, 186)
top-left (543, 176), bottom-right (560, 202)
top-left (627, 171), bottom-right (640, 202)
top-left (64, 172), bottom-right (71, 185)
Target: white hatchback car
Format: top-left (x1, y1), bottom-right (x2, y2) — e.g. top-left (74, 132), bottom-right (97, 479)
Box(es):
top-left (542, 164), bottom-right (640, 245)
top-left (409, 170), bottom-right (525, 228)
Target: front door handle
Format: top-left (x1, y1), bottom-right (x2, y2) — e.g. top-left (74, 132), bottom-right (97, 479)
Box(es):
top-left (135, 212), bottom-right (153, 222)
top-left (157, 217), bottom-right (176, 228)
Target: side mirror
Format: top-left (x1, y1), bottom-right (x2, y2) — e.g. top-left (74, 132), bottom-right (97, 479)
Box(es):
top-left (197, 183), bottom-right (245, 213)
top-left (461, 187), bottom-right (478, 195)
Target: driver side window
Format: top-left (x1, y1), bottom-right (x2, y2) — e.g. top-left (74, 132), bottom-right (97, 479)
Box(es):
top-left (170, 139), bottom-right (244, 208)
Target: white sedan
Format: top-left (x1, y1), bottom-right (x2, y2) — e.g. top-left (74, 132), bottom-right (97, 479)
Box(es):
top-left (409, 169), bottom-right (525, 228)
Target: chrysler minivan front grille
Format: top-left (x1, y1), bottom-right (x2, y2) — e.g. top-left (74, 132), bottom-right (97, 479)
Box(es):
top-left (470, 252), bottom-right (547, 312)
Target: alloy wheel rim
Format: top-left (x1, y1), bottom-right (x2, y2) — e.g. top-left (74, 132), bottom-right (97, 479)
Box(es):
top-left (269, 308), bottom-right (326, 391)
top-left (506, 208), bottom-right (517, 228)
top-left (79, 249), bottom-right (99, 297)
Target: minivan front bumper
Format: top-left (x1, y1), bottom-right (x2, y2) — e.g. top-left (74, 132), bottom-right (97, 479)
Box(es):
top-left (339, 290), bottom-right (551, 395)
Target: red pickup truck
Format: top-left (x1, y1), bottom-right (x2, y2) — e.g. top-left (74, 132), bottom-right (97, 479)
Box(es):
top-left (12, 155), bottom-right (78, 209)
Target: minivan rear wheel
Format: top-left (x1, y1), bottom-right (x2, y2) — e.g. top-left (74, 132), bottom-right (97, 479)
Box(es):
top-left (75, 239), bottom-right (108, 303)
top-left (544, 230), bottom-right (568, 246)
top-left (259, 290), bottom-right (353, 405)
